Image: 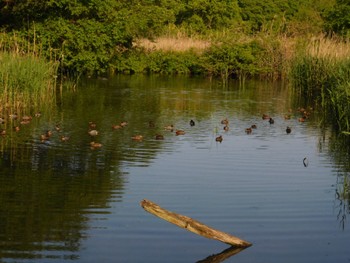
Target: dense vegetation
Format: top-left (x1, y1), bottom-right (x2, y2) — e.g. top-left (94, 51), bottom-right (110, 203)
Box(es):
top-left (1, 0), bottom-right (348, 76)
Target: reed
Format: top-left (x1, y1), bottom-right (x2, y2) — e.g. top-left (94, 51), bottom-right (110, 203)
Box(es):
top-left (0, 32), bottom-right (59, 116)
top-left (290, 36), bottom-right (350, 133)
top-left (0, 52), bottom-right (59, 116)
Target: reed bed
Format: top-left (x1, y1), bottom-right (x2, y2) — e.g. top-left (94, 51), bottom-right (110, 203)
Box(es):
top-left (290, 36), bottom-right (350, 133)
top-left (0, 52), bottom-right (58, 117)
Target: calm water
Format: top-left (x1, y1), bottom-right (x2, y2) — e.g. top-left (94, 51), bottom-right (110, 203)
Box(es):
top-left (0, 75), bottom-right (349, 263)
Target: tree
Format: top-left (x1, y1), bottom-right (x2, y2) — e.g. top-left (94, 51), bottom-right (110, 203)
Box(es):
top-left (324, 0), bottom-right (350, 37)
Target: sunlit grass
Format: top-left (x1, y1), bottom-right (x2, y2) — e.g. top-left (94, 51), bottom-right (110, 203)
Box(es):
top-left (0, 52), bottom-right (58, 116)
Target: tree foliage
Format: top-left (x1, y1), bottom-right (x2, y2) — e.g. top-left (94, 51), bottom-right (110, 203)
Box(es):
top-left (0, 0), bottom-right (344, 75)
top-left (324, 0), bottom-right (350, 37)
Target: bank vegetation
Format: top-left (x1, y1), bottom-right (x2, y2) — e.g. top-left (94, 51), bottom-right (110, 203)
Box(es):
top-left (0, 0), bottom-right (350, 133)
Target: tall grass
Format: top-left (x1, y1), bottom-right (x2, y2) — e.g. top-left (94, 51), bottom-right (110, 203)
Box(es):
top-left (0, 33), bottom-right (59, 116)
top-left (290, 36), bottom-right (350, 133)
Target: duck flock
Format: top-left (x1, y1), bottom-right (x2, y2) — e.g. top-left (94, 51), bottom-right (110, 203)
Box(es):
top-left (0, 106), bottom-right (312, 150)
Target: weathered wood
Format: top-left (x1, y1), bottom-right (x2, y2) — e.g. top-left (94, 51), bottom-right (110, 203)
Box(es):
top-left (140, 199), bottom-right (252, 248)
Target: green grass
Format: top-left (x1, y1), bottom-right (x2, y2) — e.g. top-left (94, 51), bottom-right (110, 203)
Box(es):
top-left (289, 37), bottom-right (350, 134)
top-left (0, 52), bottom-right (59, 116)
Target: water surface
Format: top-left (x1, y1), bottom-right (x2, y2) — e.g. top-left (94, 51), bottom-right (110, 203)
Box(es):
top-left (0, 75), bottom-right (349, 262)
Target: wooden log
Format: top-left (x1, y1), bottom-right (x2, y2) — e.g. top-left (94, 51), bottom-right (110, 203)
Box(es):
top-left (140, 199), bottom-right (252, 248)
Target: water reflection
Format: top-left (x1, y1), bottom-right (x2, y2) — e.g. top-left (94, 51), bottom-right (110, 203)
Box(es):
top-left (0, 75), bottom-right (349, 262)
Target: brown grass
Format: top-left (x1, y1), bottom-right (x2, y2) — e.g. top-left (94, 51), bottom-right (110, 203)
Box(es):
top-left (307, 35), bottom-right (350, 59)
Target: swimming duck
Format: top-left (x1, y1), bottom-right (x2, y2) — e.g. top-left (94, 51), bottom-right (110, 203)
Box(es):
top-left (90, 141), bottom-right (102, 148)
top-left (155, 134), bottom-right (164, 140)
top-left (120, 121), bottom-right (128, 127)
top-left (298, 117), bottom-right (306, 122)
top-left (215, 135), bottom-right (223, 142)
top-left (284, 114), bottom-right (291, 120)
top-left (269, 118), bottom-right (274, 124)
top-left (132, 135), bottom-right (143, 141)
top-left (55, 124), bottom-right (61, 132)
top-left (40, 130), bottom-right (52, 141)
top-left (223, 125), bottom-right (229, 132)
top-left (89, 121), bottom-right (97, 129)
top-left (175, 130), bottom-right (185, 136)
top-left (46, 130), bottom-right (53, 137)
top-left (88, 129), bottom-right (99, 136)
top-left (251, 124), bottom-right (257, 129)
top-left (221, 118), bottom-right (229, 125)
top-left (286, 126), bottom-right (292, 134)
top-left (164, 125), bottom-right (174, 131)
top-left (190, 120), bottom-right (195, 126)
top-left (262, 114), bottom-right (270, 120)
top-left (245, 127), bottom-right (252, 134)
top-left (149, 121), bottom-right (155, 128)
top-left (60, 135), bottom-right (70, 142)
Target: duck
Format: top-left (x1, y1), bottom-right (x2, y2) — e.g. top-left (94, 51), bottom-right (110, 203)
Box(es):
top-left (112, 124), bottom-right (122, 130)
top-left (262, 114), bottom-right (270, 120)
top-left (89, 121), bottom-right (97, 129)
top-left (0, 129), bottom-right (6, 136)
top-left (190, 120), bottom-right (195, 126)
top-left (90, 141), bottom-right (102, 148)
top-left (223, 125), bottom-right (229, 132)
top-left (175, 129), bottom-right (185, 136)
top-left (88, 129), bottom-right (99, 136)
top-left (60, 135), bottom-right (70, 142)
top-left (34, 112), bottom-right (41, 117)
top-left (40, 130), bottom-right (52, 141)
top-left (215, 135), bottom-right (223, 143)
top-left (149, 121), bottom-right (155, 128)
top-left (251, 124), bottom-right (257, 129)
top-left (46, 130), bottom-right (53, 137)
top-left (164, 125), bottom-right (174, 131)
top-left (55, 124), bottom-right (61, 132)
top-left (155, 134), bottom-right (164, 140)
top-left (245, 127), bottom-right (252, 134)
top-left (269, 117), bottom-right (274, 124)
top-left (14, 126), bottom-right (20, 132)
top-left (221, 118), bottom-right (229, 125)
top-left (284, 114), bottom-right (291, 120)
top-left (132, 135), bottom-right (143, 141)
top-left (286, 126), bottom-right (292, 134)
top-left (298, 117), bottom-right (306, 122)
top-left (120, 121), bottom-right (128, 127)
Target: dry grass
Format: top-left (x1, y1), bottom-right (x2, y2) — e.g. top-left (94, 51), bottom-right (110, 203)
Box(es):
top-left (308, 35), bottom-right (350, 59)
top-left (134, 36), bottom-right (211, 53)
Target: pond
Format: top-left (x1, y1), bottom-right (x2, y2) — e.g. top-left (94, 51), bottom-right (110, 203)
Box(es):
top-left (0, 75), bottom-right (349, 263)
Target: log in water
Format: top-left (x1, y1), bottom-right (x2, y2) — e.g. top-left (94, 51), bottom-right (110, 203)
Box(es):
top-left (140, 199), bottom-right (252, 248)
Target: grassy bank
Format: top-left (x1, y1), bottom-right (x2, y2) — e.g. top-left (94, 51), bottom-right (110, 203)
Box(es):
top-left (114, 32), bottom-right (293, 81)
